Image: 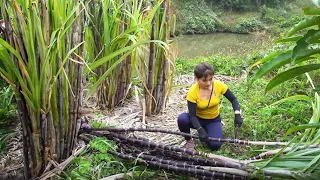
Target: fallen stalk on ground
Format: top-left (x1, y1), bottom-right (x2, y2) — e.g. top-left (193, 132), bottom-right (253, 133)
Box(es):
top-left (77, 128), bottom-right (319, 179)
top-left (83, 127), bottom-right (288, 146)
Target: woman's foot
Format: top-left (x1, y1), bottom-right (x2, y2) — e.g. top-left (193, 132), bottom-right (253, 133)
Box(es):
top-left (186, 139), bottom-right (195, 151)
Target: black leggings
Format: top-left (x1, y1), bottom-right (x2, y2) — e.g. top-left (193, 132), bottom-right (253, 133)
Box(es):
top-left (177, 113), bottom-right (223, 150)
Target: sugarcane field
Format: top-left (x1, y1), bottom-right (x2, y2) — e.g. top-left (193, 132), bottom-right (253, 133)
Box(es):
top-left (0, 0), bottom-right (320, 180)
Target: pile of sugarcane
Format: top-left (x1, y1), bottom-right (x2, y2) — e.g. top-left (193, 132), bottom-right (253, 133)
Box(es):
top-left (79, 127), bottom-right (311, 180)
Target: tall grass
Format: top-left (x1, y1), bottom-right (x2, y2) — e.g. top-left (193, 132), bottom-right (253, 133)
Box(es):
top-left (0, 0), bottom-right (174, 178)
top-left (0, 0), bottom-right (84, 178)
top-left (84, 0), bottom-right (175, 114)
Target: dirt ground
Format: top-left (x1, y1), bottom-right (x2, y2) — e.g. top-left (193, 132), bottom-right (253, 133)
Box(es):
top-left (0, 74), bottom-right (236, 179)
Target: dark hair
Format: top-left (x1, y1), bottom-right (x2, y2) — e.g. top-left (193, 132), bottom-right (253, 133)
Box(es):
top-left (194, 62), bottom-right (215, 79)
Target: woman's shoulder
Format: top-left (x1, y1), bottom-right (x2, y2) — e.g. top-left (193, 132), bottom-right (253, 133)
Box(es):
top-left (214, 80), bottom-right (228, 92)
top-left (188, 82), bottom-right (198, 92)
top-left (214, 80), bottom-right (225, 86)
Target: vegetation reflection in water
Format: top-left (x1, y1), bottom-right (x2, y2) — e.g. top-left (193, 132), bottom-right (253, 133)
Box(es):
top-left (174, 33), bottom-right (273, 58)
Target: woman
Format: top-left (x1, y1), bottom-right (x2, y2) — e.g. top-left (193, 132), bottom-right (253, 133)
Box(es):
top-left (177, 62), bottom-right (243, 151)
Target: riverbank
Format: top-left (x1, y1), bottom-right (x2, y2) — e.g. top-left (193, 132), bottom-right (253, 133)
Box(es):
top-left (172, 0), bottom-right (314, 36)
top-left (174, 32), bottom-right (274, 58)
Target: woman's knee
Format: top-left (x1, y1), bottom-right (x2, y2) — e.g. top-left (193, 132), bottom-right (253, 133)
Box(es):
top-left (177, 113), bottom-right (189, 125)
top-left (208, 142), bottom-right (222, 151)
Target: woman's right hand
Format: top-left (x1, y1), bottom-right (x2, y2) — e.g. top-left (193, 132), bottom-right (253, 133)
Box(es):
top-left (197, 127), bottom-right (209, 142)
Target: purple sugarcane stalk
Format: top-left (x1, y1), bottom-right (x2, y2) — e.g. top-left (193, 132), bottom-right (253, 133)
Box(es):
top-left (107, 150), bottom-right (247, 180)
top-left (83, 127), bottom-right (288, 146)
top-left (88, 131), bottom-right (246, 169)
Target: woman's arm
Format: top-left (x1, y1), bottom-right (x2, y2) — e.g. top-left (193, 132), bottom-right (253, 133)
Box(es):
top-left (187, 101), bottom-right (208, 142)
top-left (223, 89), bottom-right (243, 127)
top-left (223, 89), bottom-right (240, 111)
top-left (187, 101), bottom-right (201, 129)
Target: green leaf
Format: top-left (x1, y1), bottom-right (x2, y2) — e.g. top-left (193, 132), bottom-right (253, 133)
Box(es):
top-left (303, 7), bottom-right (320, 15)
top-left (0, 39), bottom-right (32, 96)
top-left (276, 36), bottom-right (303, 43)
top-left (306, 31), bottom-right (320, 44)
top-left (266, 64), bottom-right (320, 92)
top-left (312, 87), bottom-right (320, 92)
top-left (89, 138), bottom-right (117, 153)
top-left (78, 158), bottom-right (91, 174)
top-left (249, 51), bottom-right (286, 71)
top-left (287, 16), bottom-right (320, 37)
top-left (85, 51), bottom-right (131, 102)
top-left (286, 123), bottom-right (320, 135)
top-left (292, 30), bottom-right (317, 62)
top-left (302, 153), bottom-right (320, 172)
top-left (250, 51), bottom-right (291, 84)
top-left (85, 40), bottom-right (166, 73)
top-left (270, 95), bottom-right (312, 106)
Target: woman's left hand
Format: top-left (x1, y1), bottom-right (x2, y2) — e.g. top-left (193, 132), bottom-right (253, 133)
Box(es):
top-left (234, 114), bottom-right (243, 127)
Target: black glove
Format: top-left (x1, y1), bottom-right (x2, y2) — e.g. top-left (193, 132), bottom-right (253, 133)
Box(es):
top-left (234, 114), bottom-right (243, 127)
top-left (197, 127), bottom-right (209, 142)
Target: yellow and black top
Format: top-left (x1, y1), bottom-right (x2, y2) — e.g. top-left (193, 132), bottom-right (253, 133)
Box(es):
top-left (186, 80), bottom-right (228, 119)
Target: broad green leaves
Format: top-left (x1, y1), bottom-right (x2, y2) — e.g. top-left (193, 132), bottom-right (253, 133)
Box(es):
top-left (270, 95), bottom-right (312, 106)
top-left (286, 123), bottom-right (320, 135)
top-left (266, 64), bottom-right (320, 92)
top-left (250, 2), bottom-right (320, 178)
top-left (251, 23), bottom-right (320, 93)
top-left (287, 16), bottom-right (320, 37)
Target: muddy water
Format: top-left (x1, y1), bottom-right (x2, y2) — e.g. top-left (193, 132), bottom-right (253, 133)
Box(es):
top-left (174, 33), bottom-right (273, 58)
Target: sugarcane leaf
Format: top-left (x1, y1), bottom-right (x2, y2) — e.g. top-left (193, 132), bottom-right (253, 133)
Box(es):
top-left (287, 16), bottom-right (320, 37)
top-left (55, 42), bottom-right (84, 79)
top-left (306, 31), bottom-right (320, 44)
top-left (293, 173), bottom-right (316, 180)
top-left (267, 160), bottom-right (310, 169)
top-left (259, 137), bottom-right (297, 170)
top-left (290, 148), bottom-right (320, 157)
top-left (21, 91), bottom-right (36, 111)
top-left (85, 40), bottom-right (166, 73)
top-left (288, 148), bottom-right (318, 157)
top-left (294, 56), bottom-right (316, 65)
top-left (286, 123), bottom-right (320, 135)
top-left (276, 36), bottom-right (303, 43)
top-left (0, 39), bottom-right (31, 96)
top-left (306, 156), bottom-right (320, 173)
top-left (293, 172), bottom-right (320, 180)
top-left (250, 51), bottom-right (291, 84)
top-left (312, 87), bottom-right (320, 92)
top-left (59, 3), bottom-right (81, 38)
top-left (292, 30), bottom-right (317, 62)
top-left (270, 95), bottom-right (312, 106)
top-left (144, 0), bottom-right (163, 22)
top-left (0, 48), bottom-right (15, 83)
top-left (312, 0), bottom-right (320, 8)
top-left (266, 64), bottom-right (320, 92)
top-left (302, 153), bottom-right (320, 172)
top-left (85, 51), bottom-right (131, 102)
top-left (0, 67), bottom-right (13, 85)
top-left (303, 7), bottom-right (320, 15)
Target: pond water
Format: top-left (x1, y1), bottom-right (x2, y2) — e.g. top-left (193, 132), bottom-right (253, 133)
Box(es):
top-left (174, 33), bottom-right (273, 59)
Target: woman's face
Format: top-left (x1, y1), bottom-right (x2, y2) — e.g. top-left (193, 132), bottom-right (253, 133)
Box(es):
top-left (197, 75), bottom-right (213, 89)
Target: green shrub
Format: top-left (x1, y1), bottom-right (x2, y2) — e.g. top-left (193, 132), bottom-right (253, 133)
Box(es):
top-left (279, 14), bottom-right (303, 28)
top-left (235, 18), bottom-right (263, 33)
top-left (175, 0), bottom-right (221, 34)
top-left (0, 86), bottom-right (16, 126)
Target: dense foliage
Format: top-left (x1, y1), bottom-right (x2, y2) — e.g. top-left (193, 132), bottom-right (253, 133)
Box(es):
top-left (173, 0), bottom-right (311, 35)
top-left (1, 0), bottom-right (320, 179)
top-left (211, 0), bottom-right (295, 11)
